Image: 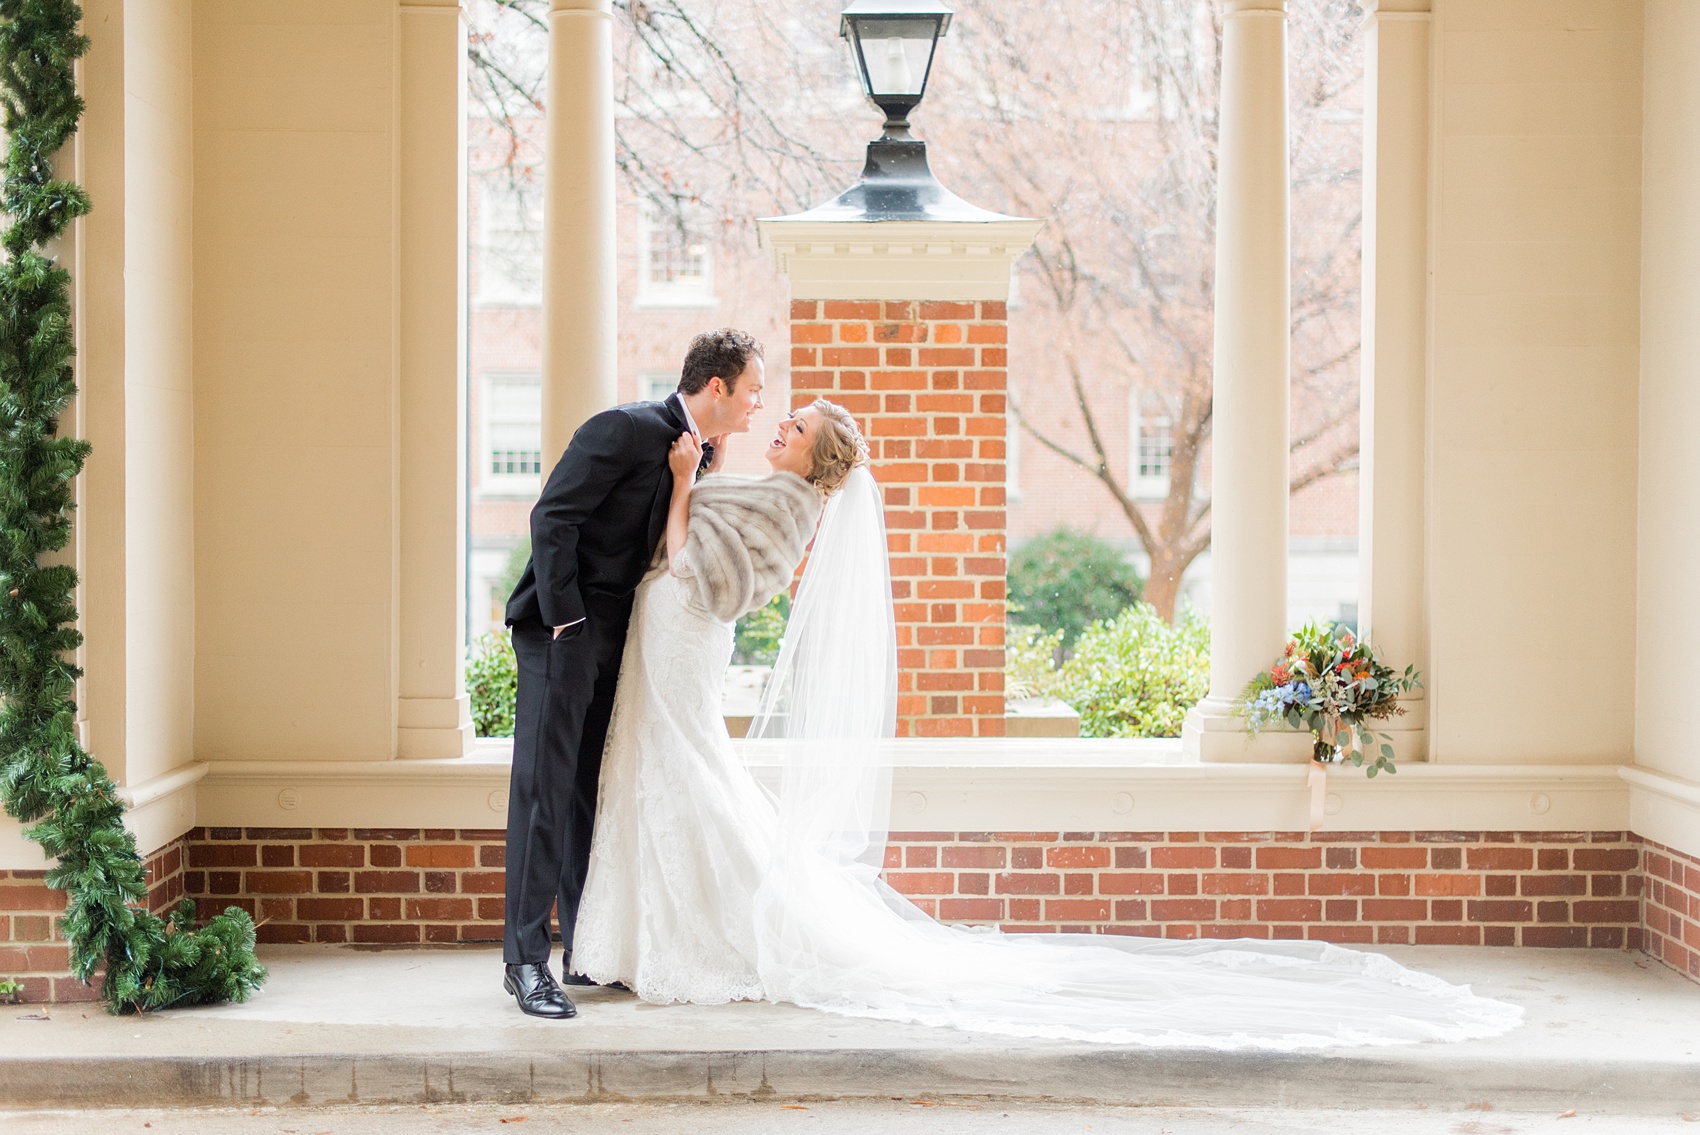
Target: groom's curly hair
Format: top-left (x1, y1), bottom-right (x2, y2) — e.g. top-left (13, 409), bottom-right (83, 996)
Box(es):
top-left (678, 328), bottom-right (763, 395)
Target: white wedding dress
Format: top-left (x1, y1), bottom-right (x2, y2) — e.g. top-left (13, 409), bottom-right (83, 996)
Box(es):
top-left (572, 470), bottom-right (1522, 1050)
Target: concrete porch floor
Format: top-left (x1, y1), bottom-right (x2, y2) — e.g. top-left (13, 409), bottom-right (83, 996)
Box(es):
top-left (0, 944), bottom-right (1695, 1115)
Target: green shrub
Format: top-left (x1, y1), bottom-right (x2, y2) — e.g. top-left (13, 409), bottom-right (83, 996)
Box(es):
top-left (1055, 603), bottom-right (1210, 738)
top-left (733, 592), bottom-right (790, 665)
top-left (468, 631), bottom-right (519, 737)
top-left (497, 538), bottom-right (530, 607)
top-left (1005, 624), bottom-right (1064, 700)
top-left (1007, 530), bottom-right (1143, 649)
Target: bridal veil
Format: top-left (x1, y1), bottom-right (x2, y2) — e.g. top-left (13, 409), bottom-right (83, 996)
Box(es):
top-left (744, 467), bottom-right (1521, 1050)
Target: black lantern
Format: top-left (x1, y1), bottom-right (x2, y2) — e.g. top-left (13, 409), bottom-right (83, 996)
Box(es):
top-left (840, 0), bottom-right (953, 139)
top-left (764, 0), bottom-right (1016, 223)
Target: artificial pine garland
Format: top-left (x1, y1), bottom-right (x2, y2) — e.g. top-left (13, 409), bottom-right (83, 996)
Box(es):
top-left (0, 0), bottom-right (264, 1012)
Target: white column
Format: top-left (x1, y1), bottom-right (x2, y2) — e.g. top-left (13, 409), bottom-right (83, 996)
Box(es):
top-left (542, 0), bottom-right (618, 462)
top-left (1358, 0), bottom-right (1430, 761)
top-left (1184, 0), bottom-right (1308, 762)
top-left (396, 0), bottom-right (473, 758)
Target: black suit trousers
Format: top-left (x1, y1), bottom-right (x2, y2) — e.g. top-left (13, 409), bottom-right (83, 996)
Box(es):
top-left (502, 593), bottom-right (633, 965)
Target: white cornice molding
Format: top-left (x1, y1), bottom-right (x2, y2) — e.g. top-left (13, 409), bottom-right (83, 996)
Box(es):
top-left (756, 218), bottom-right (1044, 302)
top-left (0, 763), bottom-right (209, 869)
top-left (2, 749), bottom-right (1674, 867)
top-left (1620, 765), bottom-right (1700, 860)
top-left (188, 741), bottom-right (1632, 836)
top-left (117, 763), bottom-right (206, 859)
top-left (3, 748), bottom-right (1651, 865)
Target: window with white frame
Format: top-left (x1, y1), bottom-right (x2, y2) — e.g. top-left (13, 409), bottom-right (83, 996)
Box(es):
top-left (636, 200), bottom-right (715, 308)
top-left (640, 370), bottom-right (679, 404)
top-left (477, 181), bottom-right (543, 306)
top-left (1131, 408), bottom-right (1173, 500)
top-left (482, 373), bottom-right (543, 496)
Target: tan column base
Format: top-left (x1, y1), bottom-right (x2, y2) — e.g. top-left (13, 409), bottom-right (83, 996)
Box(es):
top-left (397, 695), bottom-right (475, 760)
top-left (1182, 698), bottom-right (1316, 763)
top-left (1184, 695), bottom-right (1429, 765)
top-left (1375, 691), bottom-right (1428, 764)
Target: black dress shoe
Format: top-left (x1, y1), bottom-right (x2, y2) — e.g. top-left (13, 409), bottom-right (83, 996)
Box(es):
top-left (562, 971), bottom-right (629, 991)
top-left (504, 962), bottom-right (577, 1019)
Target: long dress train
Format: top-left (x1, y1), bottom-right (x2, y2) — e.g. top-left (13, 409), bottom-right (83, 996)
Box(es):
top-left (571, 473), bottom-right (1522, 1051)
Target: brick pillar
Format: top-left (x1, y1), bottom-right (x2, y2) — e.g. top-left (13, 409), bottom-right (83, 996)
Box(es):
top-left (790, 299), bottom-right (1009, 738)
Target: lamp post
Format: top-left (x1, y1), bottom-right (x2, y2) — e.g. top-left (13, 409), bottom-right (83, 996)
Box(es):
top-left (841, 0), bottom-right (952, 138)
top-left (757, 1), bottom-right (1039, 739)
top-left (792, 0), bottom-right (1002, 224)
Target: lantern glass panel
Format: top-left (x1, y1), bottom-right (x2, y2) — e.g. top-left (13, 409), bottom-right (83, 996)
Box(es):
top-left (850, 18), bottom-right (937, 97)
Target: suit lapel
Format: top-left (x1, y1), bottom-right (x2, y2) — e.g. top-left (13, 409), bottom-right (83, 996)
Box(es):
top-left (660, 391), bottom-right (686, 432)
top-left (646, 395), bottom-right (684, 554)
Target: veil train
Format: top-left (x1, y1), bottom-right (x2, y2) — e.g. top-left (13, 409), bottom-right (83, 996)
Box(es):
top-left (743, 466), bottom-right (1521, 1050)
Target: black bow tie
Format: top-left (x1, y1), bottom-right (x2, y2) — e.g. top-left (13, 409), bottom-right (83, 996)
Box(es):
top-left (696, 441), bottom-right (714, 478)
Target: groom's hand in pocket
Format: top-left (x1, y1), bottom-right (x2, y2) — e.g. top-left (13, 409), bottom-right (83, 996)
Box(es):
top-left (551, 621), bottom-right (584, 641)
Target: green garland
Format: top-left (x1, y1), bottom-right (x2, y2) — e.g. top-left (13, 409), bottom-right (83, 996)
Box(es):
top-left (0, 0), bottom-right (263, 1012)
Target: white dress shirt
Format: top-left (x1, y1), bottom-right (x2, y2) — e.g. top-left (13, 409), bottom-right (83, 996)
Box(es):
top-left (674, 390), bottom-right (700, 439)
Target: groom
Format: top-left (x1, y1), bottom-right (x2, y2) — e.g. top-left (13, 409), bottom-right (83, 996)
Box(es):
top-left (501, 329), bottom-right (767, 1019)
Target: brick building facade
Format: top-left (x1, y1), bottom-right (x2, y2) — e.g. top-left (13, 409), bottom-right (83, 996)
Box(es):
top-left (464, 127), bottom-right (1363, 644)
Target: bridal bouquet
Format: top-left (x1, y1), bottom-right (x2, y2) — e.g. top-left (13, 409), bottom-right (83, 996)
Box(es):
top-left (1236, 622), bottom-right (1421, 777)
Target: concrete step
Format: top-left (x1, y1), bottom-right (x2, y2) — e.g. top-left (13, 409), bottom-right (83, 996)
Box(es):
top-left (1, 946), bottom-right (1695, 1114)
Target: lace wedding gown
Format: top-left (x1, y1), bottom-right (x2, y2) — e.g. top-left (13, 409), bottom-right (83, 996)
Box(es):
top-left (572, 473), bottom-right (1522, 1051)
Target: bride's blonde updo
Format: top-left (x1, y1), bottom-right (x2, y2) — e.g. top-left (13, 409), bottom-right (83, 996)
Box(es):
top-left (803, 398), bottom-right (870, 497)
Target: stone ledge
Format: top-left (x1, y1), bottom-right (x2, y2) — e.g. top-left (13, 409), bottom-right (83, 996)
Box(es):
top-left (1624, 766), bottom-right (1700, 861)
top-left (3, 748), bottom-right (1669, 868)
top-left (189, 743), bottom-right (1632, 835)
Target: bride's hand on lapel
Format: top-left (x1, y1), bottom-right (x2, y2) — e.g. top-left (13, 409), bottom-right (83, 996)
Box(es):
top-left (669, 432), bottom-right (702, 482)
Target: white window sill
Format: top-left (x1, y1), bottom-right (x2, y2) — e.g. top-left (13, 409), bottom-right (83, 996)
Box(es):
top-left (478, 478), bottom-right (543, 499)
top-left (1130, 478), bottom-right (1170, 501)
top-left (189, 747), bottom-right (1656, 845)
top-left (633, 293), bottom-right (718, 311)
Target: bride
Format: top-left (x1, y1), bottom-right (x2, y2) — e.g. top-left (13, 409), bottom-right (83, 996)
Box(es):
top-left (570, 399), bottom-right (1522, 1050)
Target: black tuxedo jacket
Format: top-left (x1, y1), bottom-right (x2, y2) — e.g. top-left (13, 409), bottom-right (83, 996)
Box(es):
top-left (504, 395), bottom-right (688, 630)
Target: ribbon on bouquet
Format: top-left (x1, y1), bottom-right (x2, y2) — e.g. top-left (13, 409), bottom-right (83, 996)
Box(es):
top-left (1305, 713), bottom-right (1343, 834)
top-left (1306, 758), bottom-right (1328, 833)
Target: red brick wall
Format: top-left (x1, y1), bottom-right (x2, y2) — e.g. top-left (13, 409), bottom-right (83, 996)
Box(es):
top-left (1643, 837), bottom-right (1700, 981)
top-left (169, 827), bottom-right (1647, 950)
top-left (881, 829), bottom-right (1646, 947)
top-left (0, 834), bottom-right (186, 1004)
top-left (182, 827), bottom-right (506, 946)
top-left (790, 299), bottom-right (1008, 738)
top-left (9, 826), bottom-right (1697, 1002)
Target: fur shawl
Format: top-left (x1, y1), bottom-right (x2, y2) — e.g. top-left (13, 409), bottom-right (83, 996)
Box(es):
top-left (659, 472), bottom-right (822, 622)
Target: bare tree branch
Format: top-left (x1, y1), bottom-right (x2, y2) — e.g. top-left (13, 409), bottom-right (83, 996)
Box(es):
top-left (1290, 442), bottom-right (1360, 497)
